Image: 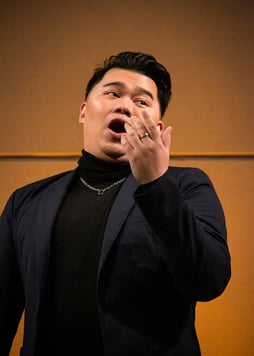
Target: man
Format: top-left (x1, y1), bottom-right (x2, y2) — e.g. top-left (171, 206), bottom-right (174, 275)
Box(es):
top-left (0, 51), bottom-right (231, 355)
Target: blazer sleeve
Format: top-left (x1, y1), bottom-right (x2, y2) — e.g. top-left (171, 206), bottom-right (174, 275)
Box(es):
top-left (0, 193), bottom-right (25, 355)
top-left (134, 167), bottom-right (231, 301)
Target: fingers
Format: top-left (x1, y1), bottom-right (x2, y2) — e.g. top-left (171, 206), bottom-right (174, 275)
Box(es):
top-left (126, 116), bottom-right (148, 143)
top-left (121, 113), bottom-right (172, 154)
top-left (121, 113), bottom-right (172, 184)
top-left (124, 114), bottom-right (160, 144)
top-left (120, 119), bottom-right (142, 152)
top-left (129, 113), bottom-right (160, 141)
top-left (141, 111), bottom-right (161, 141)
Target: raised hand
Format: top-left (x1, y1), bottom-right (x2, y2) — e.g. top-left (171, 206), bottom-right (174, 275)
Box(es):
top-left (121, 112), bottom-right (172, 184)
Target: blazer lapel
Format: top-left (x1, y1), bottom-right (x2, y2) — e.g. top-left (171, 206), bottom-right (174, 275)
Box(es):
top-left (33, 170), bottom-right (138, 300)
top-left (98, 174), bottom-right (139, 271)
top-left (34, 170), bottom-right (76, 298)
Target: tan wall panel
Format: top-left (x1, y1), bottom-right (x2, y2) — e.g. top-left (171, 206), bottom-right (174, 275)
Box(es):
top-left (0, 157), bottom-right (253, 355)
top-left (0, 158), bottom-right (78, 210)
top-left (1, 0), bottom-right (254, 354)
top-left (0, 1), bottom-right (253, 153)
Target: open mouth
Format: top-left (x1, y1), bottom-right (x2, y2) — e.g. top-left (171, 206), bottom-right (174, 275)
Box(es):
top-left (108, 119), bottom-right (126, 134)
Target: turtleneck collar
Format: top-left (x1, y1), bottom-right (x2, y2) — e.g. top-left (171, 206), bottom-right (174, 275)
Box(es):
top-left (78, 149), bottom-right (131, 184)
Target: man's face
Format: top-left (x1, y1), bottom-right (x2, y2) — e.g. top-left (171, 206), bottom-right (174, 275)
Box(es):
top-left (79, 68), bottom-right (162, 162)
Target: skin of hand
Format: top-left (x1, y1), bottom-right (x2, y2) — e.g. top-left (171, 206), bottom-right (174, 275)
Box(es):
top-left (121, 112), bottom-right (172, 184)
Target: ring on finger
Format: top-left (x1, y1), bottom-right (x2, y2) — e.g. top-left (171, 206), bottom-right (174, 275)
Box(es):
top-left (139, 132), bottom-right (150, 140)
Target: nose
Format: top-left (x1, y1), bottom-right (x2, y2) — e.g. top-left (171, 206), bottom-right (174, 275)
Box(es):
top-left (114, 97), bottom-right (133, 118)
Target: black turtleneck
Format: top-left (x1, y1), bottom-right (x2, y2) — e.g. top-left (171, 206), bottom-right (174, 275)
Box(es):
top-left (45, 151), bottom-right (130, 355)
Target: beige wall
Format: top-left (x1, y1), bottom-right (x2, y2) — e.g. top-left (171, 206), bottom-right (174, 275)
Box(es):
top-left (1, 1), bottom-right (253, 355)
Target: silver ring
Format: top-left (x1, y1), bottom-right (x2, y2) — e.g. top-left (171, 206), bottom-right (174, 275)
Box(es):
top-left (139, 132), bottom-right (149, 140)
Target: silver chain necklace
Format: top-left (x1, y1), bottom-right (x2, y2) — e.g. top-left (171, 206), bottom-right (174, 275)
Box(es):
top-left (79, 176), bottom-right (126, 196)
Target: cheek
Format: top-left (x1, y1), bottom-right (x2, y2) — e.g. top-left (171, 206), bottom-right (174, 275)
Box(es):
top-left (85, 98), bottom-right (104, 117)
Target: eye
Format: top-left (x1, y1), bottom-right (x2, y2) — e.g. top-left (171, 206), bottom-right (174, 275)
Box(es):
top-left (134, 98), bottom-right (148, 106)
top-left (106, 91), bottom-right (120, 98)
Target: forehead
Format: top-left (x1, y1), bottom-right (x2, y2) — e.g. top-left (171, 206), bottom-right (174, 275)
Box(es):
top-left (97, 68), bottom-right (158, 95)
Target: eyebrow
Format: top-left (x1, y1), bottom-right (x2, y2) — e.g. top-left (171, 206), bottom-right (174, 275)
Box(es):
top-left (103, 81), bottom-right (154, 100)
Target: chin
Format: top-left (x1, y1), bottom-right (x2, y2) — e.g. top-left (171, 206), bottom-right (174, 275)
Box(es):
top-left (104, 149), bottom-right (128, 162)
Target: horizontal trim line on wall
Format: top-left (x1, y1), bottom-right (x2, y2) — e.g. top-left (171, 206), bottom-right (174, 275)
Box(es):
top-left (0, 152), bottom-right (254, 159)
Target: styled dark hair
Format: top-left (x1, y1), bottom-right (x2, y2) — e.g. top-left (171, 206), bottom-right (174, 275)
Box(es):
top-left (85, 51), bottom-right (172, 117)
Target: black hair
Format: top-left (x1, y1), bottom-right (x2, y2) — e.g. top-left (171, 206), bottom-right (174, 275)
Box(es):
top-left (85, 51), bottom-right (172, 117)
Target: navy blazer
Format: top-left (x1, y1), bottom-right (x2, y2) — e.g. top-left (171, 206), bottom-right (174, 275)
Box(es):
top-left (0, 167), bottom-right (231, 355)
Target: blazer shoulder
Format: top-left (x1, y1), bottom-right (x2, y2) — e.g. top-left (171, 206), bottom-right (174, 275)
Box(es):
top-left (16, 169), bottom-right (76, 191)
top-left (2, 169), bottom-right (77, 215)
top-left (168, 166), bottom-right (212, 184)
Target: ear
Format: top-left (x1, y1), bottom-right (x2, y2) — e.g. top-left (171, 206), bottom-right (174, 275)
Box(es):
top-left (79, 102), bottom-right (86, 123)
top-left (157, 120), bottom-right (164, 134)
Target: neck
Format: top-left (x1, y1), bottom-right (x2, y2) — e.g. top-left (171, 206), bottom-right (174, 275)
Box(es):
top-left (78, 150), bottom-right (131, 184)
